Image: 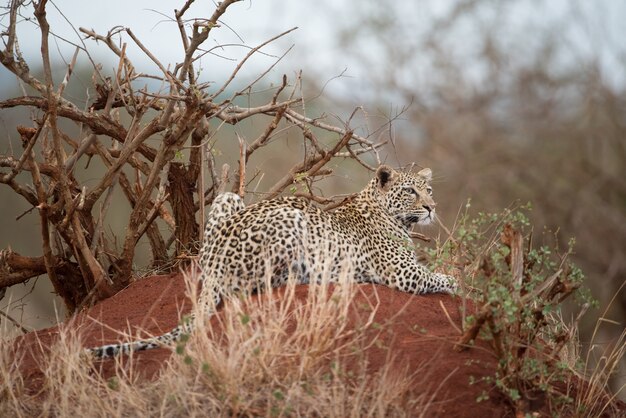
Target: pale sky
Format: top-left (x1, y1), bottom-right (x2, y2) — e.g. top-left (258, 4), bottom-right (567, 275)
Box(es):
top-left (5, 1), bottom-right (338, 91)
top-left (3, 0), bottom-right (625, 102)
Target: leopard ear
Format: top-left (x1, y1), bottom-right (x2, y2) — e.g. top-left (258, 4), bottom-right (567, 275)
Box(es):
top-left (417, 167), bottom-right (432, 182)
top-left (376, 165), bottom-right (397, 191)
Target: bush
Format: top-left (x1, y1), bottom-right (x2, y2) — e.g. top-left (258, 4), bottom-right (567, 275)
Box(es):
top-left (425, 204), bottom-right (624, 415)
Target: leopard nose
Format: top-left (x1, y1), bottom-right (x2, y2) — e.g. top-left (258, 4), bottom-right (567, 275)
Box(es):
top-left (423, 201), bottom-right (436, 212)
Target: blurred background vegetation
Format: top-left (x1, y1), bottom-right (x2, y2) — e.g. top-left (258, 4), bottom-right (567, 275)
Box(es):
top-left (1, 0), bottom-right (624, 397)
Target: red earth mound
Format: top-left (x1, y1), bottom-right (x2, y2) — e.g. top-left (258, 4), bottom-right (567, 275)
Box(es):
top-left (12, 273), bottom-right (622, 417)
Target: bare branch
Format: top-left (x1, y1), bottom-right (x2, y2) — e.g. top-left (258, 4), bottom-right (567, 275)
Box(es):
top-left (0, 310), bottom-right (30, 334)
top-left (216, 98), bottom-right (301, 123)
top-left (125, 28), bottom-right (180, 89)
top-left (176, 0), bottom-right (244, 84)
top-left (409, 231), bottom-right (432, 242)
top-left (284, 109), bottom-right (373, 146)
top-left (0, 1), bottom-right (47, 94)
top-left (57, 46), bottom-right (80, 97)
top-left (0, 96), bottom-right (129, 141)
top-left (293, 192), bottom-right (334, 205)
top-left (266, 130), bottom-right (353, 199)
top-left (0, 174), bottom-right (38, 207)
top-left (246, 106), bottom-right (287, 158)
top-left (34, 0), bottom-right (112, 300)
top-left (210, 27), bottom-right (298, 100)
top-left (135, 162), bottom-right (170, 249)
top-left (1, 122), bottom-right (46, 183)
top-left (219, 164), bottom-right (230, 194)
top-left (78, 26), bottom-right (134, 74)
top-left (236, 134), bottom-right (246, 197)
top-left (174, 1), bottom-right (194, 83)
top-left (84, 116), bottom-right (159, 210)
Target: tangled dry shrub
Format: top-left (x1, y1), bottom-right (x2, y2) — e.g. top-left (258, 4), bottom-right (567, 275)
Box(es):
top-left (0, 0), bottom-right (385, 315)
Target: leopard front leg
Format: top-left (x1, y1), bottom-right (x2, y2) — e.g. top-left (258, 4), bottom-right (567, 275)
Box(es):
top-left (430, 271), bottom-right (458, 294)
top-left (393, 263), bottom-right (458, 295)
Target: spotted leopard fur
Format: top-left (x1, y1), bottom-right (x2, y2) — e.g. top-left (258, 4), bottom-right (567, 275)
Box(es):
top-left (87, 165), bottom-right (457, 358)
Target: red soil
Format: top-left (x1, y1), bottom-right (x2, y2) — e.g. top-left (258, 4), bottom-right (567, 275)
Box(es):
top-left (12, 273), bottom-right (623, 417)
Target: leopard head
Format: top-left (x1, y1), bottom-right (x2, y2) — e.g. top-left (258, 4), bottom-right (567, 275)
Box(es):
top-left (374, 165), bottom-right (437, 227)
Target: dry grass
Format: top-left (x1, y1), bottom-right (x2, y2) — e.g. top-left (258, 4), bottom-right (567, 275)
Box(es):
top-left (569, 282), bottom-right (626, 417)
top-left (0, 266), bottom-right (429, 417)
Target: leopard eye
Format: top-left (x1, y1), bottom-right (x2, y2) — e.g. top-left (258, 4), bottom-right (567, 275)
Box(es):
top-left (426, 187), bottom-right (433, 196)
top-left (403, 186), bottom-right (417, 195)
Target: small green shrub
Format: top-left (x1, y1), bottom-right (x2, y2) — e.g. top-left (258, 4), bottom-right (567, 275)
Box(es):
top-left (428, 203), bottom-right (598, 413)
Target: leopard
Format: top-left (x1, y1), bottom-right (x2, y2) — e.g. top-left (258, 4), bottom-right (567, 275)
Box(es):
top-left (87, 165), bottom-right (457, 358)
